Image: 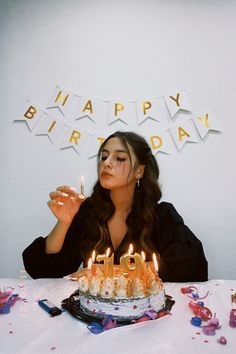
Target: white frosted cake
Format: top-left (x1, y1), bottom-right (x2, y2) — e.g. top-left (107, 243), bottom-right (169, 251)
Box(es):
top-left (76, 263), bottom-right (165, 320)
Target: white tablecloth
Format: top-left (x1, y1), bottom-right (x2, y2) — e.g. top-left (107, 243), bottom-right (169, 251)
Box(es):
top-left (0, 278), bottom-right (235, 354)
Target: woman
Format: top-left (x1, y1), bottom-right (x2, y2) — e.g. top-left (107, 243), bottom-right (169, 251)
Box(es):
top-left (22, 131), bottom-right (208, 281)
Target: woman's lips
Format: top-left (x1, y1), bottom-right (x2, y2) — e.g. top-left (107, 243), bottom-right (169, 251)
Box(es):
top-left (100, 172), bottom-right (113, 178)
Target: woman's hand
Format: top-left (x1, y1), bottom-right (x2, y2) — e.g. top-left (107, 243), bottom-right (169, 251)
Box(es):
top-left (47, 185), bottom-right (86, 225)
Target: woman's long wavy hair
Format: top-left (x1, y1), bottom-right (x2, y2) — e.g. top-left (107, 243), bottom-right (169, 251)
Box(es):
top-left (84, 131), bottom-right (162, 260)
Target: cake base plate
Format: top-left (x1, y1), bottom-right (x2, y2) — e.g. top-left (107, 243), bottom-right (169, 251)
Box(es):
top-left (61, 289), bottom-right (175, 326)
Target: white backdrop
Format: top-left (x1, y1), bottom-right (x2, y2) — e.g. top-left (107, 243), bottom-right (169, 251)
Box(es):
top-left (0, 0), bottom-right (236, 279)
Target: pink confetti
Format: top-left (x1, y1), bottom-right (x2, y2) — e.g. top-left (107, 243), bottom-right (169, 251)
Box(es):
top-left (204, 340), bottom-right (209, 343)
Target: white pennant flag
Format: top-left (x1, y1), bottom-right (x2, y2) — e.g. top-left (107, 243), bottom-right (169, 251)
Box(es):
top-left (146, 130), bottom-right (173, 155)
top-left (169, 120), bottom-right (198, 151)
top-left (46, 86), bottom-right (74, 118)
top-left (192, 110), bottom-right (222, 139)
top-left (107, 99), bottom-right (131, 125)
top-left (164, 91), bottom-right (192, 118)
top-left (74, 96), bottom-right (103, 123)
top-left (135, 98), bottom-right (163, 124)
top-left (58, 125), bottom-right (89, 154)
top-left (15, 101), bottom-right (44, 131)
top-left (34, 112), bottom-right (66, 145)
top-left (88, 131), bottom-right (109, 158)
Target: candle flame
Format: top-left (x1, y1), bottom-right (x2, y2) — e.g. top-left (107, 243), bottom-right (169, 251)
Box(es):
top-left (128, 244), bottom-right (133, 255)
top-left (152, 253), bottom-right (159, 272)
top-left (106, 247), bottom-right (110, 257)
top-left (88, 258), bottom-right (92, 270)
top-left (91, 250), bottom-right (96, 262)
top-left (141, 251), bottom-right (146, 261)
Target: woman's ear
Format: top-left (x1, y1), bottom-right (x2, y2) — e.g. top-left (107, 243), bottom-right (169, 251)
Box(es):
top-left (136, 165), bottom-right (145, 178)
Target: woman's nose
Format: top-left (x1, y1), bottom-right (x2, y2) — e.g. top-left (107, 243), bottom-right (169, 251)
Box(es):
top-left (103, 156), bottom-right (112, 168)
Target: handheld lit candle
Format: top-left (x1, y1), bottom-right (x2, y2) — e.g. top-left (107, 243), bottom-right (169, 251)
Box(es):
top-left (80, 175), bottom-right (85, 195)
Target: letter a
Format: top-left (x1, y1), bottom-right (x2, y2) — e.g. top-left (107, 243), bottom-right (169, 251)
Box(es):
top-left (178, 127), bottom-right (190, 141)
top-left (82, 100), bottom-right (93, 114)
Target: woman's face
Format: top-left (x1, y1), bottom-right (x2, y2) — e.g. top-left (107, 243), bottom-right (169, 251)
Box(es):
top-left (98, 137), bottom-right (141, 191)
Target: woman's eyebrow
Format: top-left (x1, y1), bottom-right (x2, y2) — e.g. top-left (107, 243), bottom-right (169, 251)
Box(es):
top-left (101, 148), bottom-right (129, 154)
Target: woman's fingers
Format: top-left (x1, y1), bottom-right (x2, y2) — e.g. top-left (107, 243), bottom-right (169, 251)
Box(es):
top-left (49, 188), bottom-right (86, 203)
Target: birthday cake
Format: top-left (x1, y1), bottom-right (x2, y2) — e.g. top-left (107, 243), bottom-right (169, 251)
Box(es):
top-left (75, 263), bottom-right (166, 320)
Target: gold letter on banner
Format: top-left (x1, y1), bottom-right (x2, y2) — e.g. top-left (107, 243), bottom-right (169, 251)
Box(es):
top-left (48, 120), bottom-right (57, 133)
top-left (178, 127), bottom-right (190, 141)
top-left (82, 100), bottom-right (93, 114)
top-left (69, 130), bottom-right (81, 144)
top-left (97, 137), bottom-right (106, 145)
top-left (150, 136), bottom-right (163, 149)
top-left (143, 101), bottom-right (152, 115)
top-left (169, 93), bottom-right (180, 107)
top-left (24, 106), bottom-right (37, 119)
top-left (55, 91), bottom-right (69, 106)
top-left (114, 103), bottom-right (124, 116)
top-left (198, 113), bottom-right (209, 128)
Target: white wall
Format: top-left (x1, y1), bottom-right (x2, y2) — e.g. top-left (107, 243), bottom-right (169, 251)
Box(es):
top-left (0, 0), bottom-right (236, 279)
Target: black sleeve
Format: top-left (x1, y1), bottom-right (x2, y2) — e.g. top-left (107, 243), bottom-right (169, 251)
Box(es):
top-left (22, 204), bottom-right (88, 279)
top-left (153, 202), bottom-right (208, 282)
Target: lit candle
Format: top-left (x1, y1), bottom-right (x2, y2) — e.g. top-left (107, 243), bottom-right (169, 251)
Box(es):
top-left (141, 251), bottom-right (146, 275)
top-left (87, 257), bottom-right (92, 278)
top-left (152, 253), bottom-right (159, 276)
top-left (80, 175), bottom-right (85, 195)
top-left (96, 248), bottom-right (114, 277)
top-left (91, 250), bottom-right (96, 275)
top-left (128, 244), bottom-right (133, 255)
top-left (120, 245), bottom-right (144, 278)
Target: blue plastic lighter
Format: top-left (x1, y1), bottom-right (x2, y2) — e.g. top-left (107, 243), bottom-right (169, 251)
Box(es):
top-left (38, 299), bottom-right (62, 317)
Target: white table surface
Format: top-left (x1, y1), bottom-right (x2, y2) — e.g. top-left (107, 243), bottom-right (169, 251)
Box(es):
top-left (0, 278), bottom-right (235, 354)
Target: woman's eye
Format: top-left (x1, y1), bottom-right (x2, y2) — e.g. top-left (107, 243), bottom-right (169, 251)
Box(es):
top-left (100, 155), bottom-right (108, 161)
top-left (117, 157), bottom-right (126, 162)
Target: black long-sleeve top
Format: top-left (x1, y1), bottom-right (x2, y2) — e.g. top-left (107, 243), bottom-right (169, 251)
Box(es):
top-left (22, 200), bottom-right (208, 282)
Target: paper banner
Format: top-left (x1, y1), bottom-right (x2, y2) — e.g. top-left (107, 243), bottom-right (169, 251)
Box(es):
top-left (192, 110), bottom-right (222, 139)
top-left (169, 120), bottom-right (198, 151)
top-left (74, 96), bottom-right (104, 123)
top-left (146, 130), bottom-right (173, 155)
top-left (46, 86), bottom-right (74, 117)
top-left (107, 99), bottom-right (131, 125)
top-left (88, 131), bottom-right (109, 158)
top-left (58, 125), bottom-right (89, 154)
top-left (34, 112), bottom-right (66, 145)
top-left (15, 102), bottom-right (44, 131)
top-left (164, 91), bottom-right (192, 118)
top-left (135, 98), bottom-right (164, 124)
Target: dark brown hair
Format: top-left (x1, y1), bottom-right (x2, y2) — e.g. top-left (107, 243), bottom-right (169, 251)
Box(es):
top-left (84, 131), bottom-right (162, 259)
